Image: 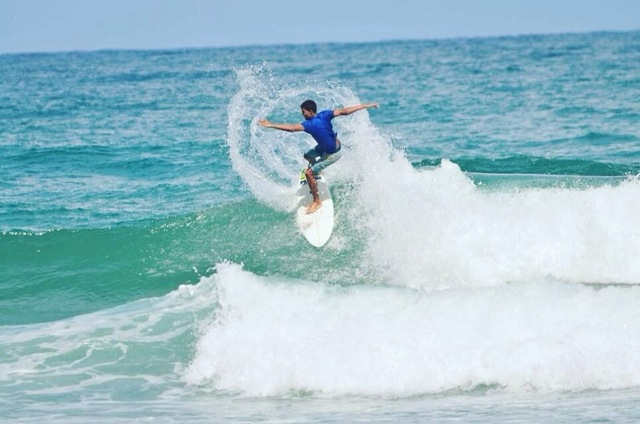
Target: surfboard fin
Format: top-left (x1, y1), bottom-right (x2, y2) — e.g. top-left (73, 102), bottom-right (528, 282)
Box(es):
top-left (299, 168), bottom-right (322, 186)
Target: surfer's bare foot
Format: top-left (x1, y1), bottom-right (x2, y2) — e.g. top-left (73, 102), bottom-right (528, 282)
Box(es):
top-left (306, 200), bottom-right (322, 214)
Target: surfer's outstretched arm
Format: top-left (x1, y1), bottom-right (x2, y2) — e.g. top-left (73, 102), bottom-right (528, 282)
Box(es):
top-left (333, 102), bottom-right (379, 117)
top-left (258, 119), bottom-right (304, 132)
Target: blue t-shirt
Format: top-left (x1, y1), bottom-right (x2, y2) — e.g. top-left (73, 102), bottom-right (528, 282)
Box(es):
top-left (301, 110), bottom-right (338, 154)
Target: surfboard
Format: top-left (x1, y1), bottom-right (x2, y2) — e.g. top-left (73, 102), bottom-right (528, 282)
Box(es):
top-left (295, 170), bottom-right (334, 247)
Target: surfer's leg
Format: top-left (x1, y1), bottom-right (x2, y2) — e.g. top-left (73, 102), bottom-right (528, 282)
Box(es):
top-left (304, 150), bottom-right (342, 213)
top-left (304, 167), bottom-right (322, 213)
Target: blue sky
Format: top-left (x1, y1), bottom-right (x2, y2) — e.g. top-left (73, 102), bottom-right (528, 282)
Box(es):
top-left (1, 0), bottom-right (639, 54)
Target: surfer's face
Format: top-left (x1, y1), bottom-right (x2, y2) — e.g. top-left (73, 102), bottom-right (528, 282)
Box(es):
top-left (301, 108), bottom-right (315, 120)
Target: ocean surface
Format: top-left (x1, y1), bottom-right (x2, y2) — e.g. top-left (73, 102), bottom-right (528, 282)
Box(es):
top-left (2, 30), bottom-right (640, 422)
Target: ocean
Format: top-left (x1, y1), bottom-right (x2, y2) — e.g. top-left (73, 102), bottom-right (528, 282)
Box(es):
top-left (2, 30), bottom-right (640, 422)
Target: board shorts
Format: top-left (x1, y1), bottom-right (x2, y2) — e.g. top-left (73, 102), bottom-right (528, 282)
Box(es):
top-left (305, 145), bottom-right (342, 175)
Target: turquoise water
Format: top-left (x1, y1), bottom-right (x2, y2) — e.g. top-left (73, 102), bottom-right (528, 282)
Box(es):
top-left (2, 31), bottom-right (640, 422)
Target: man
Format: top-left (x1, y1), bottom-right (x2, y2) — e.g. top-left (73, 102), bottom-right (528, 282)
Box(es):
top-left (258, 99), bottom-right (378, 213)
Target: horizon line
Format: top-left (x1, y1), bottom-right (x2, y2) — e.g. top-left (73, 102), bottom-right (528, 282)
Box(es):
top-left (1, 28), bottom-right (638, 57)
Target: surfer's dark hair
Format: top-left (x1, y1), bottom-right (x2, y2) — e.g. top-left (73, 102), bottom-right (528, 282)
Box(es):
top-left (300, 100), bottom-right (317, 113)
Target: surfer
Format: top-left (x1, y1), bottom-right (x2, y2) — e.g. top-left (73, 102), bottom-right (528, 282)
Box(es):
top-left (259, 100), bottom-right (378, 213)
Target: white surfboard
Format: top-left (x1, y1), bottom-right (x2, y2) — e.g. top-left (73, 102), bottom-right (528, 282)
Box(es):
top-left (295, 171), bottom-right (334, 247)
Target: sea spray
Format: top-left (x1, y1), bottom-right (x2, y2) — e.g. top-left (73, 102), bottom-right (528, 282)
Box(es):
top-left (226, 67), bottom-right (640, 291)
top-left (226, 66), bottom-right (375, 211)
top-left (358, 161), bottom-right (640, 289)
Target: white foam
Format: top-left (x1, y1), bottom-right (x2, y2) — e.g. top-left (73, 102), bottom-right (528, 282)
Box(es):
top-left (186, 263), bottom-right (640, 396)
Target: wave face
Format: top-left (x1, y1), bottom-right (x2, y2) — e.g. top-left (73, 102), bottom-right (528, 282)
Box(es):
top-left (2, 31), bottom-right (640, 422)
